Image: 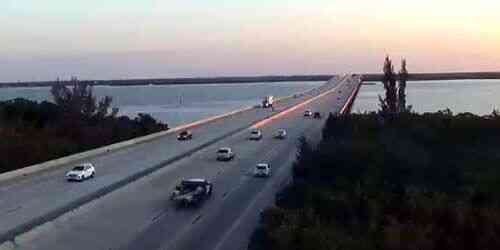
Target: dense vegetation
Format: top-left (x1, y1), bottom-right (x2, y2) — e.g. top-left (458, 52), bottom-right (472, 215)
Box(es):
top-left (250, 110), bottom-right (500, 250)
top-left (0, 82), bottom-right (167, 173)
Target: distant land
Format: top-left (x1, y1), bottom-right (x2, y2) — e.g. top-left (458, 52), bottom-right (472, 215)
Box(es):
top-left (1, 72), bottom-right (499, 88)
top-left (362, 72), bottom-right (500, 82)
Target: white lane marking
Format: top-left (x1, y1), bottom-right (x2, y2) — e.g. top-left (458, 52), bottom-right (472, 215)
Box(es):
top-left (5, 206), bottom-right (22, 214)
top-left (192, 215), bottom-right (203, 225)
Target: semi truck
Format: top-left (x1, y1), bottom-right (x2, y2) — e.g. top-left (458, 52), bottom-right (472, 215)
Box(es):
top-left (262, 96), bottom-right (274, 108)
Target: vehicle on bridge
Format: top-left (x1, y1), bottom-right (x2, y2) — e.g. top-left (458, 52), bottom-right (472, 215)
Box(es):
top-left (177, 130), bottom-right (193, 140)
top-left (170, 179), bottom-right (213, 206)
top-left (274, 129), bottom-right (287, 139)
top-left (313, 112), bottom-right (322, 119)
top-left (66, 163), bottom-right (95, 182)
top-left (254, 163), bottom-right (271, 177)
top-left (249, 129), bottom-right (263, 140)
top-left (262, 95), bottom-right (274, 108)
top-left (217, 147), bottom-right (235, 161)
top-left (304, 110), bottom-right (313, 117)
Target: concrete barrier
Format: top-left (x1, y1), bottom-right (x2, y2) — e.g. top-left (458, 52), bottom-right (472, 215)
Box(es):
top-left (0, 82), bottom-right (329, 184)
top-left (0, 105), bottom-right (256, 183)
top-left (340, 80), bottom-right (362, 115)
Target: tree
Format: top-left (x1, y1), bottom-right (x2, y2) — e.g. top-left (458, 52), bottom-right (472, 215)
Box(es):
top-left (379, 56), bottom-right (398, 114)
top-left (50, 77), bottom-right (117, 121)
top-left (293, 136), bottom-right (314, 181)
top-left (379, 56), bottom-right (410, 115)
top-left (398, 59), bottom-right (409, 113)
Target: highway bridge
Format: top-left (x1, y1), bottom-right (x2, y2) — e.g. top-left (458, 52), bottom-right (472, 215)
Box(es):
top-left (0, 75), bottom-right (362, 250)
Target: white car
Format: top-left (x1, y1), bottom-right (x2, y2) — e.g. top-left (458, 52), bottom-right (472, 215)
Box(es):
top-left (249, 129), bottom-right (263, 140)
top-left (304, 110), bottom-right (313, 117)
top-left (217, 147), bottom-right (235, 161)
top-left (274, 129), bottom-right (287, 139)
top-left (66, 163), bottom-right (95, 181)
top-left (254, 163), bottom-right (271, 177)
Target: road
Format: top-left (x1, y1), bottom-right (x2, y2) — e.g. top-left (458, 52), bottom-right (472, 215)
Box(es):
top-left (0, 75), bottom-right (361, 250)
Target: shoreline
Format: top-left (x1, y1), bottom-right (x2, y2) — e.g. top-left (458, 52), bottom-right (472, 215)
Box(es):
top-left (362, 72), bottom-right (500, 81)
top-left (0, 75), bottom-right (333, 88)
top-left (1, 72), bottom-right (500, 88)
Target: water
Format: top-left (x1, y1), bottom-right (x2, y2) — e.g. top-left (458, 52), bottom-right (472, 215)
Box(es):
top-left (0, 82), bottom-right (322, 127)
top-left (353, 80), bottom-right (500, 115)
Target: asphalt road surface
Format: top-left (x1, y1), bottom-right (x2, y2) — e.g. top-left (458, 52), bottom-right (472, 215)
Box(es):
top-left (0, 75), bottom-right (360, 250)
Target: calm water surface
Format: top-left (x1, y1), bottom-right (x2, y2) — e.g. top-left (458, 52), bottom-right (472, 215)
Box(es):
top-left (353, 80), bottom-right (500, 115)
top-left (0, 82), bottom-right (322, 127)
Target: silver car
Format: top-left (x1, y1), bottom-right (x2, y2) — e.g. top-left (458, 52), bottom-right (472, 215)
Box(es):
top-left (217, 147), bottom-right (235, 161)
top-left (274, 129), bottom-right (287, 139)
top-left (249, 129), bottom-right (263, 140)
top-left (66, 163), bottom-right (96, 181)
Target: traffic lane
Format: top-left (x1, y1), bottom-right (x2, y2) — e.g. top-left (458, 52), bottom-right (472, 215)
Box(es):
top-left (124, 137), bottom-right (295, 250)
top-left (159, 79), bottom-right (353, 250)
top-left (14, 79), bottom-right (353, 250)
top-left (169, 118), bottom-right (323, 250)
top-left (0, 79), bottom-right (343, 238)
top-left (169, 137), bottom-right (299, 250)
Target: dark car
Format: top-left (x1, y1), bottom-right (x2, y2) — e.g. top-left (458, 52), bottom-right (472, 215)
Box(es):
top-left (171, 178), bottom-right (213, 206)
top-left (177, 130), bottom-right (193, 140)
top-left (313, 112), bottom-right (322, 119)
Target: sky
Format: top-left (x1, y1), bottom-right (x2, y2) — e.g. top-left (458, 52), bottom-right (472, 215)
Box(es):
top-left (1, 0), bottom-right (500, 82)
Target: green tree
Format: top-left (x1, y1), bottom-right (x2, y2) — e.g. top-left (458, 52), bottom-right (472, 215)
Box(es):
top-left (50, 77), bottom-right (117, 121)
top-left (398, 59), bottom-right (409, 113)
top-left (380, 56), bottom-right (410, 115)
top-left (379, 56), bottom-right (398, 114)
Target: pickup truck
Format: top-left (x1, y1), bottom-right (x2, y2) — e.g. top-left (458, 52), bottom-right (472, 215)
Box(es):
top-left (171, 179), bottom-right (213, 206)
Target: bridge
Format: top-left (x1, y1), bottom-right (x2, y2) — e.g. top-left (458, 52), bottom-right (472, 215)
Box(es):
top-left (0, 75), bottom-right (361, 250)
